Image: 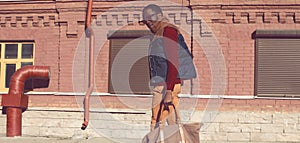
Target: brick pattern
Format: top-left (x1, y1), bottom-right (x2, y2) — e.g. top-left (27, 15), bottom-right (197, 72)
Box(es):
top-left (222, 12), bottom-right (300, 24)
top-left (0, 19), bottom-right (60, 92)
top-left (0, 2), bottom-right (300, 142)
top-left (5, 1), bottom-right (300, 95)
top-left (0, 15), bottom-right (58, 28)
top-left (1, 1), bottom-right (300, 142)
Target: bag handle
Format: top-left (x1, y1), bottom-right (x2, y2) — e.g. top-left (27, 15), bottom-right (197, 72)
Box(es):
top-left (155, 98), bottom-right (180, 127)
top-left (169, 103), bottom-right (186, 143)
top-left (156, 101), bottom-right (186, 143)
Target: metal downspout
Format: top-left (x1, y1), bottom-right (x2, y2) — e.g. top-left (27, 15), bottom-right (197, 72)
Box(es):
top-left (188, 0), bottom-right (194, 95)
top-left (81, 0), bottom-right (94, 130)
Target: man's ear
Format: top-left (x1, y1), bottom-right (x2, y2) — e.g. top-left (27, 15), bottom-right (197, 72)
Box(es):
top-left (157, 13), bottom-right (163, 20)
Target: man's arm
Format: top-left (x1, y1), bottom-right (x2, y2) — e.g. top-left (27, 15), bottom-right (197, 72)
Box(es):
top-left (163, 27), bottom-right (179, 91)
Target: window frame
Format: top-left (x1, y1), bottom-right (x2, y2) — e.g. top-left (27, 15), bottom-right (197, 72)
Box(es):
top-left (0, 42), bottom-right (35, 92)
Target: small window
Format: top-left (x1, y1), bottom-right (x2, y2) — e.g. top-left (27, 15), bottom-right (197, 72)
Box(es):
top-left (5, 44), bottom-right (18, 59)
top-left (22, 44), bottom-right (33, 58)
top-left (21, 62), bottom-right (33, 67)
top-left (5, 64), bottom-right (16, 88)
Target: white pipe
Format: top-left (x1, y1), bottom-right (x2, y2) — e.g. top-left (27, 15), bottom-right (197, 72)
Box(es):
top-left (12, 92), bottom-right (300, 100)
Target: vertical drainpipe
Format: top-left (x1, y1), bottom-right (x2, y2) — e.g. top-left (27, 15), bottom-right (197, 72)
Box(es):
top-left (188, 0), bottom-right (194, 94)
top-left (81, 0), bottom-right (94, 130)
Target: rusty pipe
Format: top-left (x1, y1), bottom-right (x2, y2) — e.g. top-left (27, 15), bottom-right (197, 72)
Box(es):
top-left (5, 65), bottom-right (50, 137)
top-left (8, 66), bottom-right (50, 95)
top-left (6, 108), bottom-right (22, 137)
top-left (86, 0), bottom-right (93, 28)
top-left (82, 28), bottom-right (94, 130)
top-left (81, 0), bottom-right (94, 130)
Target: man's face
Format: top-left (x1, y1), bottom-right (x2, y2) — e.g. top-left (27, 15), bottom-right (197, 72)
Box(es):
top-left (143, 8), bottom-right (160, 32)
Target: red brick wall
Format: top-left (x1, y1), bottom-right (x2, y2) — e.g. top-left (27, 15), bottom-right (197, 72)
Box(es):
top-left (192, 2), bottom-right (300, 95)
top-left (1, 95), bottom-right (295, 113)
top-left (0, 13), bottom-right (60, 92)
top-left (0, 1), bottom-right (300, 109)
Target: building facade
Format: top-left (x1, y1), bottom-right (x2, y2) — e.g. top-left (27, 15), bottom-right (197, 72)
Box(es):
top-left (0, 0), bottom-right (300, 142)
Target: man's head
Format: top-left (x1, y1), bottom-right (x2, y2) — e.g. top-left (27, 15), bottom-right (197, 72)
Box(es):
top-left (142, 4), bottom-right (163, 21)
top-left (141, 4), bottom-right (164, 32)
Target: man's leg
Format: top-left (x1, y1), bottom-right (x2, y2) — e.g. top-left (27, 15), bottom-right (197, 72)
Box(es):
top-left (166, 83), bottom-right (181, 125)
top-left (151, 85), bottom-right (164, 131)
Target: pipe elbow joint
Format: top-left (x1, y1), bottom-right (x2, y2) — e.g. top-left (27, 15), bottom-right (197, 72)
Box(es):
top-left (1, 66), bottom-right (50, 111)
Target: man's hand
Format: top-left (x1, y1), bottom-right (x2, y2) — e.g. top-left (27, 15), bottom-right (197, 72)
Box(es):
top-left (163, 90), bottom-right (173, 111)
top-left (164, 90), bottom-right (172, 103)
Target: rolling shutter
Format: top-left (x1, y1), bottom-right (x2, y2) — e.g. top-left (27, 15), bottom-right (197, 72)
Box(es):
top-left (255, 30), bottom-right (300, 97)
top-left (108, 30), bottom-right (151, 94)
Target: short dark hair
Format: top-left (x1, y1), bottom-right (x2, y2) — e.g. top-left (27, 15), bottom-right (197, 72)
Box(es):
top-left (142, 4), bottom-right (163, 20)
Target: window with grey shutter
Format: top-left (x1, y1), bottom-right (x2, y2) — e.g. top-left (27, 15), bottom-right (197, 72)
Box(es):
top-left (254, 30), bottom-right (300, 97)
top-left (108, 30), bottom-right (151, 94)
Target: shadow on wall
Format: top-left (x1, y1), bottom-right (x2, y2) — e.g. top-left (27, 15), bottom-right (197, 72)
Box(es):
top-left (24, 78), bottom-right (50, 93)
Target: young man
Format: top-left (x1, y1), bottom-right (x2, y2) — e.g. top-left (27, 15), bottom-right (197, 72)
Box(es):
top-left (141, 4), bottom-right (196, 131)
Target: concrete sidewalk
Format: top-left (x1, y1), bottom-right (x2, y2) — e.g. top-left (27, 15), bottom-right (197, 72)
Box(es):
top-left (0, 136), bottom-right (117, 143)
